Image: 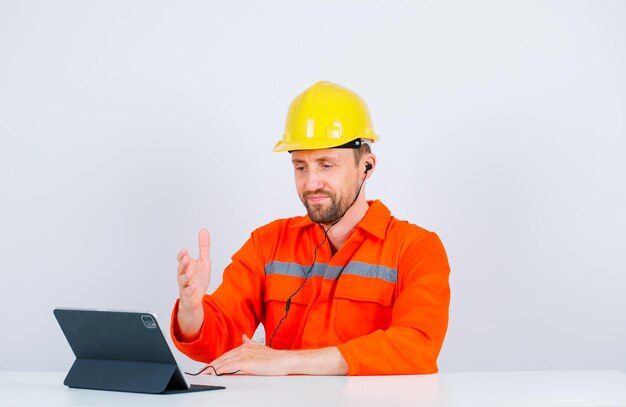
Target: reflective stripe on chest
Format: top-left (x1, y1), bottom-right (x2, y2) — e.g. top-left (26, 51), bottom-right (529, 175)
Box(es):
top-left (265, 261), bottom-right (397, 283)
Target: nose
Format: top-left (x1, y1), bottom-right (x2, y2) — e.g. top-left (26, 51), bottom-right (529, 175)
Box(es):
top-left (304, 168), bottom-right (325, 192)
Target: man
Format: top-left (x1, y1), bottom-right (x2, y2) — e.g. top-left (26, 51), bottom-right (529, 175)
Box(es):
top-left (172, 81), bottom-right (450, 376)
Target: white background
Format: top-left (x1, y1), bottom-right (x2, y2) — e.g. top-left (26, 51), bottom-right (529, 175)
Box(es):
top-left (1, 1), bottom-right (624, 374)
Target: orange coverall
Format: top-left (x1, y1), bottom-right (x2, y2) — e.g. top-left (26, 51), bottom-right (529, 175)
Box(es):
top-left (171, 200), bottom-right (450, 375)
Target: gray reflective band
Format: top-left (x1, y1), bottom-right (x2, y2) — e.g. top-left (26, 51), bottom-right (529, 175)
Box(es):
top-left (264, 261), bottom-right (327, 278)
top-left (265, 261), bottom-right (397, 283)
top-left (341, 262), bottom-right (397, 283)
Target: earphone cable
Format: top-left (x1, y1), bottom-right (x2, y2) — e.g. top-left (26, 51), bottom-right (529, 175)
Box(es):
top-left (268, 230), bottom-right (328, 348)
top-left (184, 365), bottom-right (240, 376)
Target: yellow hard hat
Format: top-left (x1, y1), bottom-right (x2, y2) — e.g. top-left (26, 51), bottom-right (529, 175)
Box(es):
top-left (273, 81), bottom-right (379, 152)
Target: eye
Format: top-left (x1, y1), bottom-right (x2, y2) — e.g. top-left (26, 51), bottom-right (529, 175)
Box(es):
top-left (321, 164), bottom-right (333, 170)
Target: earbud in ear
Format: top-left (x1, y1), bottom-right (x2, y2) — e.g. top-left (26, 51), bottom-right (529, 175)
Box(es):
top-left (365, 163), bottom-right (373, 173)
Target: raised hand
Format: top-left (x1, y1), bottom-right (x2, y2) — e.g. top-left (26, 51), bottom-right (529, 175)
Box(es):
top-left (176, 228), bottom-right (212, 339)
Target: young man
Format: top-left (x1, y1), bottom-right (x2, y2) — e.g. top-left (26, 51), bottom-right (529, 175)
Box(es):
top-left (172, 81), bottom-right (450, 376)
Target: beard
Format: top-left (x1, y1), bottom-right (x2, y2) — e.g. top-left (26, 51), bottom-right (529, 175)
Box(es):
top-left (301, 185), bottom-right (358, 224)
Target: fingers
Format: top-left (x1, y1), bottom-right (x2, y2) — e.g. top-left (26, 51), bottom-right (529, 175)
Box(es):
top-left (206, 348), bottom-right (238, 375)
top-left (177, 252), bottom-right (189, 276)
top-left (205, 336), bottom-right (274, 375)
top-left (198, 228), bottom-right (211, 263)
top-left (177, 249), bottom-right (195, 293)
top-left (179, 281), bottom-right (196, 296)
top-left (177, 230), bottom-right (211, 308)
top-left (177, 248), bottom-right (188, 262)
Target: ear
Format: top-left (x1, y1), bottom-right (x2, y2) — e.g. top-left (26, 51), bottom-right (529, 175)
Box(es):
top-left (362, 153), bottom-right (377, 179)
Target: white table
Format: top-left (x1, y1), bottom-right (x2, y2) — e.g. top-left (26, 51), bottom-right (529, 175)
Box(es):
top-left (1, 370), bottom-right (625, 407)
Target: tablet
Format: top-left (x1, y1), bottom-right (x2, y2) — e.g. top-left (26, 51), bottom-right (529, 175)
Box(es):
top-left (53, 308), bottom-right (225, 394)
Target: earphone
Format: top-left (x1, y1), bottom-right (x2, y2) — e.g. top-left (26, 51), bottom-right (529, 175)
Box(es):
top-left (268, 162), bottom-right (372, 348)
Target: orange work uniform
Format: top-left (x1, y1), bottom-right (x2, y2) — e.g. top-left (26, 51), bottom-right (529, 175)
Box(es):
top-left (171, 200), bottom-right (450, 375)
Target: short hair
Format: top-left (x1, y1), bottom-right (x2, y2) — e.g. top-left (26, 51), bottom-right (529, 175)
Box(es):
top-left (353, 143), bottom-right (371, 166)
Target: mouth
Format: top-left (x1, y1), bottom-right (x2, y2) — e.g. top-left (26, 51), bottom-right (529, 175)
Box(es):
top-left (305, 195), bottom-right (330, 204)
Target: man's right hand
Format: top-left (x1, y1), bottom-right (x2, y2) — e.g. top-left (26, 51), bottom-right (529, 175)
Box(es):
top-left (176, 228), bottom-right (212, 340)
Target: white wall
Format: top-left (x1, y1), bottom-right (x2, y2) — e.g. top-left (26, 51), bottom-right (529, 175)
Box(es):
top-left (1, 1), bottom-right (624, 373)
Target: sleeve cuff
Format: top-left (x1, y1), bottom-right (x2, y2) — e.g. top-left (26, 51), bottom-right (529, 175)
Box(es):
top-left (337, 342), bottom-right (359, 376)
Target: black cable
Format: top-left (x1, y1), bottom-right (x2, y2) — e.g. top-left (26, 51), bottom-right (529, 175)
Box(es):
top-left (184, 365), bottom-right (240, 376)
top-left (269, 230), bottom-right (328, 348)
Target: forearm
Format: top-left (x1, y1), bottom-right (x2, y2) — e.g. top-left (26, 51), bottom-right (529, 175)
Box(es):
top-left (176, 302), bottom-right (204, 341)
top-left (285, 347), bottom-right (348, 375)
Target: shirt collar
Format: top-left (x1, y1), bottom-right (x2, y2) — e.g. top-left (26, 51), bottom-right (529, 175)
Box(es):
top-left (290, 200), bottom-right (390, 240)
top-left (356, 200), bottom-right (390, 239)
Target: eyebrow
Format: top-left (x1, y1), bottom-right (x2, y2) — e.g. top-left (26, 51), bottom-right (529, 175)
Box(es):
top-left (291, 156), bottom-right (338, 165)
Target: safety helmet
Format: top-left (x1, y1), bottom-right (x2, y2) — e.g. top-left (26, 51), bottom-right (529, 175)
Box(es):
top-left (273, 81), bottom-right (379, 152)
